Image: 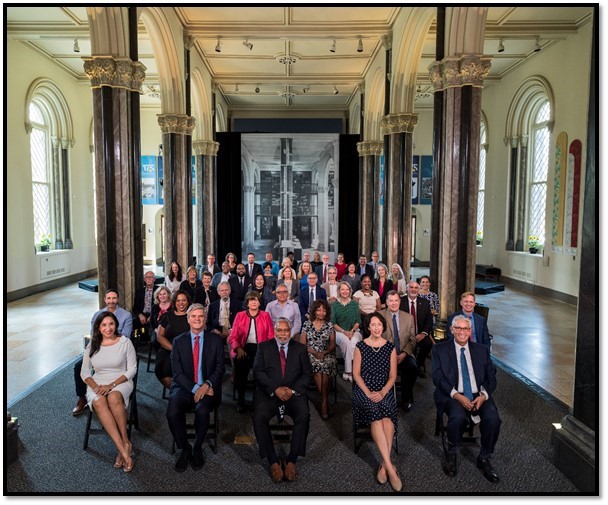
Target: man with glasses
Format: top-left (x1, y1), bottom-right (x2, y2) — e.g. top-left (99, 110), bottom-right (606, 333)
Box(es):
top-left (446, 291), bottom-right (492, 350)
top-left (266, 285), bottom-right (301, 337)
top-left (432, 315), bottom-right (501, 483)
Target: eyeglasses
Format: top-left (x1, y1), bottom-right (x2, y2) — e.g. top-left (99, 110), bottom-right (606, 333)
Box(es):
top-left (276, 290), bottom-right (288, 294)
top-left (452, 326), bottom-right (471, 332)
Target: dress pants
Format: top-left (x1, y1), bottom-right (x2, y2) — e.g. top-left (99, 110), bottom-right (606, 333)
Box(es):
top-left (166, 390), bottom-right (217, 450)
top-left (253, 392), bottom-right (310, 464)
top-left (74, 357), bottom-right (86, 397)
top-left (443, 395), bottom-right (501, 454)
top-left (234, 343), bottom-right (258, 406)
top-left (335, 331), bottom-right (362, 373)
top-left (398, 354), bottom-right (418, 403)
top-left (415, 334), bottom-right (433, 368)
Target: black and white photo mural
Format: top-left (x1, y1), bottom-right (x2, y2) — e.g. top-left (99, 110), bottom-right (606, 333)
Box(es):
top-left (241, 133), bottom-right (340, 262)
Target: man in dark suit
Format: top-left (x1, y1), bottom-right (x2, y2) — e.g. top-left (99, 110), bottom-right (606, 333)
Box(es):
top-left (400, 280), bottom-right (434, 378)
top-left (206, 281), bottom-right (242, 340)
top-left (357, 254), bottom-right (374, 278)
top-left (202, 254), bottom-right (221, 276)
top-left (132, 271), bottom-right (160, 335)
top-left (245, 252), bottom-right (263, 280)
top-left (446, 291), bottom-right (492, 350)
top-left (297, 272), bottom-right (327, 325)
top-left (314, 253), bottom-right (331, 284)
top-left (229, 263), bottom-right (249, 303)
top-left (382, 290), bottom-right (418, 411)
top-left (211, 261), bottom-right (232, 288)
top-left (432, 315), bottom-right (501, 483)
top-left (252, 317), bottom-right (313, 483)
top-left (166, 303), bottom-right (225, 472)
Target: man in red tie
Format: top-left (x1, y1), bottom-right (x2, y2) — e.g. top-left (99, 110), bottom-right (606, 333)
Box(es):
top-left (400, 281), bottom-right (434, 378)
top-left (252, 318), bottom-right (313, 483)
top-left (314, 253), bottom-right (331, 283)
top-left (166, 304), bottom-right (225, 472)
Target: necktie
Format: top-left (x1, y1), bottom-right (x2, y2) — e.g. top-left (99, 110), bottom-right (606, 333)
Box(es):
top-left (193, 335), bottom-right (200, 384)
top-left (461, 347), bottom-right (473, 400)
top-left (310, 288), bottom-right (315, 306)
top-left (249, 265), bottom-right (252, 276)
top-left (392, 314), bottom-right (400, 354)
top-left (323, 266), bottom-right (327, 282)
top-left (240, 277), bottom-right (244, 287)
top-left (410, 300), bottom-right (417, 334)
top-left (279, 345), bottom-right (287, 378)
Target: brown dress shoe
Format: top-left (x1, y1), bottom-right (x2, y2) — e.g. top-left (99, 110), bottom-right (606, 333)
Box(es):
top-left (72, 397), bottom-right (88, 416)
top-left (270, 463), bottom-right (283, 483)
top-left (284, 461), bottom-right (297, 481)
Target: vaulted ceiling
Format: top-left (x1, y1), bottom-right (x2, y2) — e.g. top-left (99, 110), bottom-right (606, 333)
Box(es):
top-left (6, 5), bottom-right (593, 111)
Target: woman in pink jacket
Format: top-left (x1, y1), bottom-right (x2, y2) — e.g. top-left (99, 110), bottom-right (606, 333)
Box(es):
top-left (229, 290), bottom-right (274, 412)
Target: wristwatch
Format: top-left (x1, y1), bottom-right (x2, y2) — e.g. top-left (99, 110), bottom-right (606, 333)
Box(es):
top-left (112, 382), bottom-right (117, 388)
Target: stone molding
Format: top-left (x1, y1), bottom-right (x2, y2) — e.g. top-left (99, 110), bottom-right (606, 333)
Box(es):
top-left (157, 114), bottom-right (196, 135)
top-left (83, 56), bottom-right (147, 92)
top-left (356, 141), bottom-right (383, 156)
top-left (193, 140), bottom-right (219, 156)
top-left (380, 113), bottom-right (418, 135)
top-left (429, 55), bottom-right (491, 91)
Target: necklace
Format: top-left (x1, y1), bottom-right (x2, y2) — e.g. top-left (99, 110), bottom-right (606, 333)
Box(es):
top-left (368, 338), bottom-right (384, 352)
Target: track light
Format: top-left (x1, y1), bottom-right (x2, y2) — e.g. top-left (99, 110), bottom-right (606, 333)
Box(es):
top-left (215, 37), bottom-right (221, 53)
top-left (332, 84), bottom-right (338, 95)
top-left (357, 37), bottom-right (363, 53)
top-left (534, 37), bottom-right (541, 52)
top-left (330, 39), bottom-right (336, 53)
top-left (234, 84), bottom-right (239, 93)
top-left (303, 85), bottom-right (310, 93)
top-left (243, 38), bottom-right (253, 50)
top-left (73, 38), bottom-right (80, 53)
top-left (255, 85), bottom-right (260, 94)
top-left (497, 38), bottom-right (504, 53)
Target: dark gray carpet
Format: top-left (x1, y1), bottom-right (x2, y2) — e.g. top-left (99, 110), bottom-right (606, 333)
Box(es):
top-left (5, 347), bottom-right (580, 495)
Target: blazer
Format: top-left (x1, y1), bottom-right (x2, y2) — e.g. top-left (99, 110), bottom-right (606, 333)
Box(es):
top-left (400, 296), bottom-right (433, 335)
top-left (229, 275), bottom-right (249, 302)
top-left (201, 286), bottom-right (219, 307)
top-left (228, 310), bottom-right (275, 359)
top-left (314, 264), bottom-right (332, 283)
top-left (381, 309), bottom-right (416, 357)
top-left (132, 285), bottom-right (159, 316)
top-left (245, 262), bottom-right (263, 280)
top-left (320, 281), bottom-right (340, 302)
top-left (206, 297), bottom-right (242, 333)
top-left (276, 278), bottom-right (300, 301)
top-left (202, 263), bottom-right (221, 275)
top-left (357, 264), bottom-right (374, 279)
top-left (446, 310), bottom-right (491, 350)
top-left (372, 278), bottom-right (394, 305)
top-left (253, 338), bottom-right (313, 398)
top-left (169, 329), bottom-right (225, 401)
top-left (211, 271), bottom-right (233, 288)
top-left (432, 340), bottom-right (496, 407)
top-left (341, 273), bottom-right (361, 293)
top-left (297, 285), bottom-right (327, 321)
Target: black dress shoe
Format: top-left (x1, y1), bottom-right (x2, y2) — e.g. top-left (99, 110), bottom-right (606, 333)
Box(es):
top-left (174, 448), bottom-right (191, 472)
top-left (417, 367), bottom-right (427, 379)
top-left (191, 447), bottom-right (204, 471)
top-left (72, 397), bottom-right (88, 416)
top-left (477, 455), bottom-right (499, 483)
top-left (442, 453), bottom-right (457, 477)
top-left (401, 401), bottom-right (412, 412)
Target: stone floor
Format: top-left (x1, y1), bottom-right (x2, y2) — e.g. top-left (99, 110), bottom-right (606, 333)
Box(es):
top-left (6, 272), bottom-right (577, 408)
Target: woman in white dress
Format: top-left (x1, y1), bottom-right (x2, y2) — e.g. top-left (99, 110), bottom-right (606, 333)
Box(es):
top-left (81, 311), bottom-right (138, 472)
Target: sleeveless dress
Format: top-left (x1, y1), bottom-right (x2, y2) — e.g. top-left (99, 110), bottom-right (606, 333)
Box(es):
top-left (352, 340), bottom-right (397, 429)
top-left (302, 320), bottom-right (337, 377)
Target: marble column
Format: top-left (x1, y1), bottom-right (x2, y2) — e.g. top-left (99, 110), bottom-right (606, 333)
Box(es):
top-left (50, 137), bottom-right (63, 249)
top-left (158, 114), bottom-right (196, 272)
top-left (243, 184), bottom-right (255, 250)
top-left (61, 138), bottom-right (73, 249)
top-left (356, 141), bottom-right (382, 259)
top-left (380, 113), bottom-right (417, 277)
top-left (429, 55), bottom-right (491, 317)
top-left (193, 140), bottom-right (219, 263)
top-left (84, 55), bottom-right (146, 309)
top-left (505, 138), bottom-right (518, 250)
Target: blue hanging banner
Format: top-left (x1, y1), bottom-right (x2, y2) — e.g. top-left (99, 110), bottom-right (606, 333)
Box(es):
top-left (411, 156), bottom-right (419, 205)
top-left (157, 156), bottom-right (164, 205)
top-left (141, 155), bottom-right (157, 205)
top-left (420, 155), bottom-right (433, 205)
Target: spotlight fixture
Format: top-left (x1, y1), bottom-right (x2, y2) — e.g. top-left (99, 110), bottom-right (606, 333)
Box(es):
top-left (73, 38), bottom-right (80, 53)
top-left (497, 38), bottom-right (504, 53)
top-left (332, 84), bottom-right (338, 95)
top-left (234, 84), bottom-right (239, 93)
top-left (215, 37), bottom-right (221, 53)
top-left (302, 84), bottom-right (310, 93)
top-left (534, 37), bottom-right (541, 52)
top-left (356, 37), bottom-right (363, 53)
top-left (255, 85), bottom-right (260, 94)
top-left (330, 38), bottom-right (336, 53)
top-left (243, 38), bottom-right (253, 50)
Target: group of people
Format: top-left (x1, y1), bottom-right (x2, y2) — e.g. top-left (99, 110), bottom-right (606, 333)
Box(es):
top-left (74, 250), bottom-right (501, 487)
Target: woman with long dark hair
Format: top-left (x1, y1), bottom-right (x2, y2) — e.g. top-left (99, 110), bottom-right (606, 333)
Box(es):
top-left (165, 261), bottom-right (184, 294)
top-left (248, 273), bottom-right (276, 310)
top-left (81, 311), bottom-right (137, 472)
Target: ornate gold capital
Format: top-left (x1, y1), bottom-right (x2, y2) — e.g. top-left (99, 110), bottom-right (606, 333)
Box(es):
top-left (193, 140), bottom-right (220, 156)
top-left (83, 56), bottom-right (147, 93)
top-left (427, 55), bottom-right (491, 91)
top-left (356, 141), bottom-right (383, 157)
top-left (157, 114), bottom-right (196, 135)
top-left (381, 113), bottom-right (418, 135)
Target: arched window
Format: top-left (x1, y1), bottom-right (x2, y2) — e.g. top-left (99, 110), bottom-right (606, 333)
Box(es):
top-left (477, 120), bottom-right (487, 246)
top-left (528, 101), bottom-right (551, 245)
top-left (29, 101), bottom-right (52, 248)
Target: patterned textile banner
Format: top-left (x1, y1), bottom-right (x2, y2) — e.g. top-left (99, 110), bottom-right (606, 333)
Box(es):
top-left (551, 132), bottom-right (568, 253)
top-left (564, 140), bottom-right (582, 255)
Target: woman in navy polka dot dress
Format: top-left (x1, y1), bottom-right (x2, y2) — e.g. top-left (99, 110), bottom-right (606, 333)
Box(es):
top-left (352, 312), bottom-right (401, 492)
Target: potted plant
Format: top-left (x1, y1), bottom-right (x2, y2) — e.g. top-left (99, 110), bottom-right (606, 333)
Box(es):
top-left (528, 235), bottom-right (541, 254)
top-left (38, 234), bottom-right (52, 252)
top-left (476, 231), bottom-right (483, 245)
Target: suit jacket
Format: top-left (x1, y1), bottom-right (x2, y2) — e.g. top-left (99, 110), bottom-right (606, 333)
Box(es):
top-left (297, 285), bottom-right (327, 321)
top-left (228, 310), bottom-right (275, 359)
top-left (201, 286), bottom-right (219, 307)
top-left (206, 297), bottom-right (242, 333)
top-left (431, 340), bottom-right (496, 407)
top-left (446, 310), bottom-right (491, 350)
top-left (400, 296), bottom-right (433, 335)
top-left (314, 264), bottom-right (332, 283)
top-left (132, 285), bottom-right (158, 316)
top-left (245, 262), bottom-right (263, 280)
top-left (169, 329), bottom-right (225, 402)
top-left (253, 338), bottom-right (313, 398)
top-left (211, 271), bottom-right (233, 288)
top-left (381, 309), bottom-right (416, 357)
top-left (372, 279), bottom-right (394, 305)
top-left (202, 263), bottom-right (221, 275)
top-left (229, 275), bottom-right (249, 302)
top-left (357, 264), bottom-right (374, 279)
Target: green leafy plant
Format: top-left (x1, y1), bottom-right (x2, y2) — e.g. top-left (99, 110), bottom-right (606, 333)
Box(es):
top-left (528, 235), bottom-right (541, 249)
top-left (476, 231), bottom-right (483, 244)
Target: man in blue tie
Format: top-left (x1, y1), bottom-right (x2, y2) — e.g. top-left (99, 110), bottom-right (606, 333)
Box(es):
top-left (432, 315), bottom-right (501, 483)
top-left (446, 292), bottom-right (492, 350)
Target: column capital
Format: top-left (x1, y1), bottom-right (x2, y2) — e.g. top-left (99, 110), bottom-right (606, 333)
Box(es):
top-left (60, 137), bottom-right (75, 149)
top-left (356, 141), bottom-right (383, 156)
top-left (83, 56), bottom-right (147, 92)
top-left (157, 114), bottom-right (196, 135)
top-left (51, 136), bottom-right (60, 148)
top-left (428, 54), bottom-right (491, 91)
top-left (193, 140), bottom-right (219, 156)
top-left (381, 113), bottom-right (418, 135)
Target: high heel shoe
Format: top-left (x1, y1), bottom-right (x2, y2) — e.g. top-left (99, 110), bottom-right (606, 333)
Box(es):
top-left (114, 454), bottom-right (124, 468)
top-left (123, 455), bottom-right (135, 473)
top-left (388, 466), bottom-right (402, 492)
top-left (376, 464), bottom-right (388, 485)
